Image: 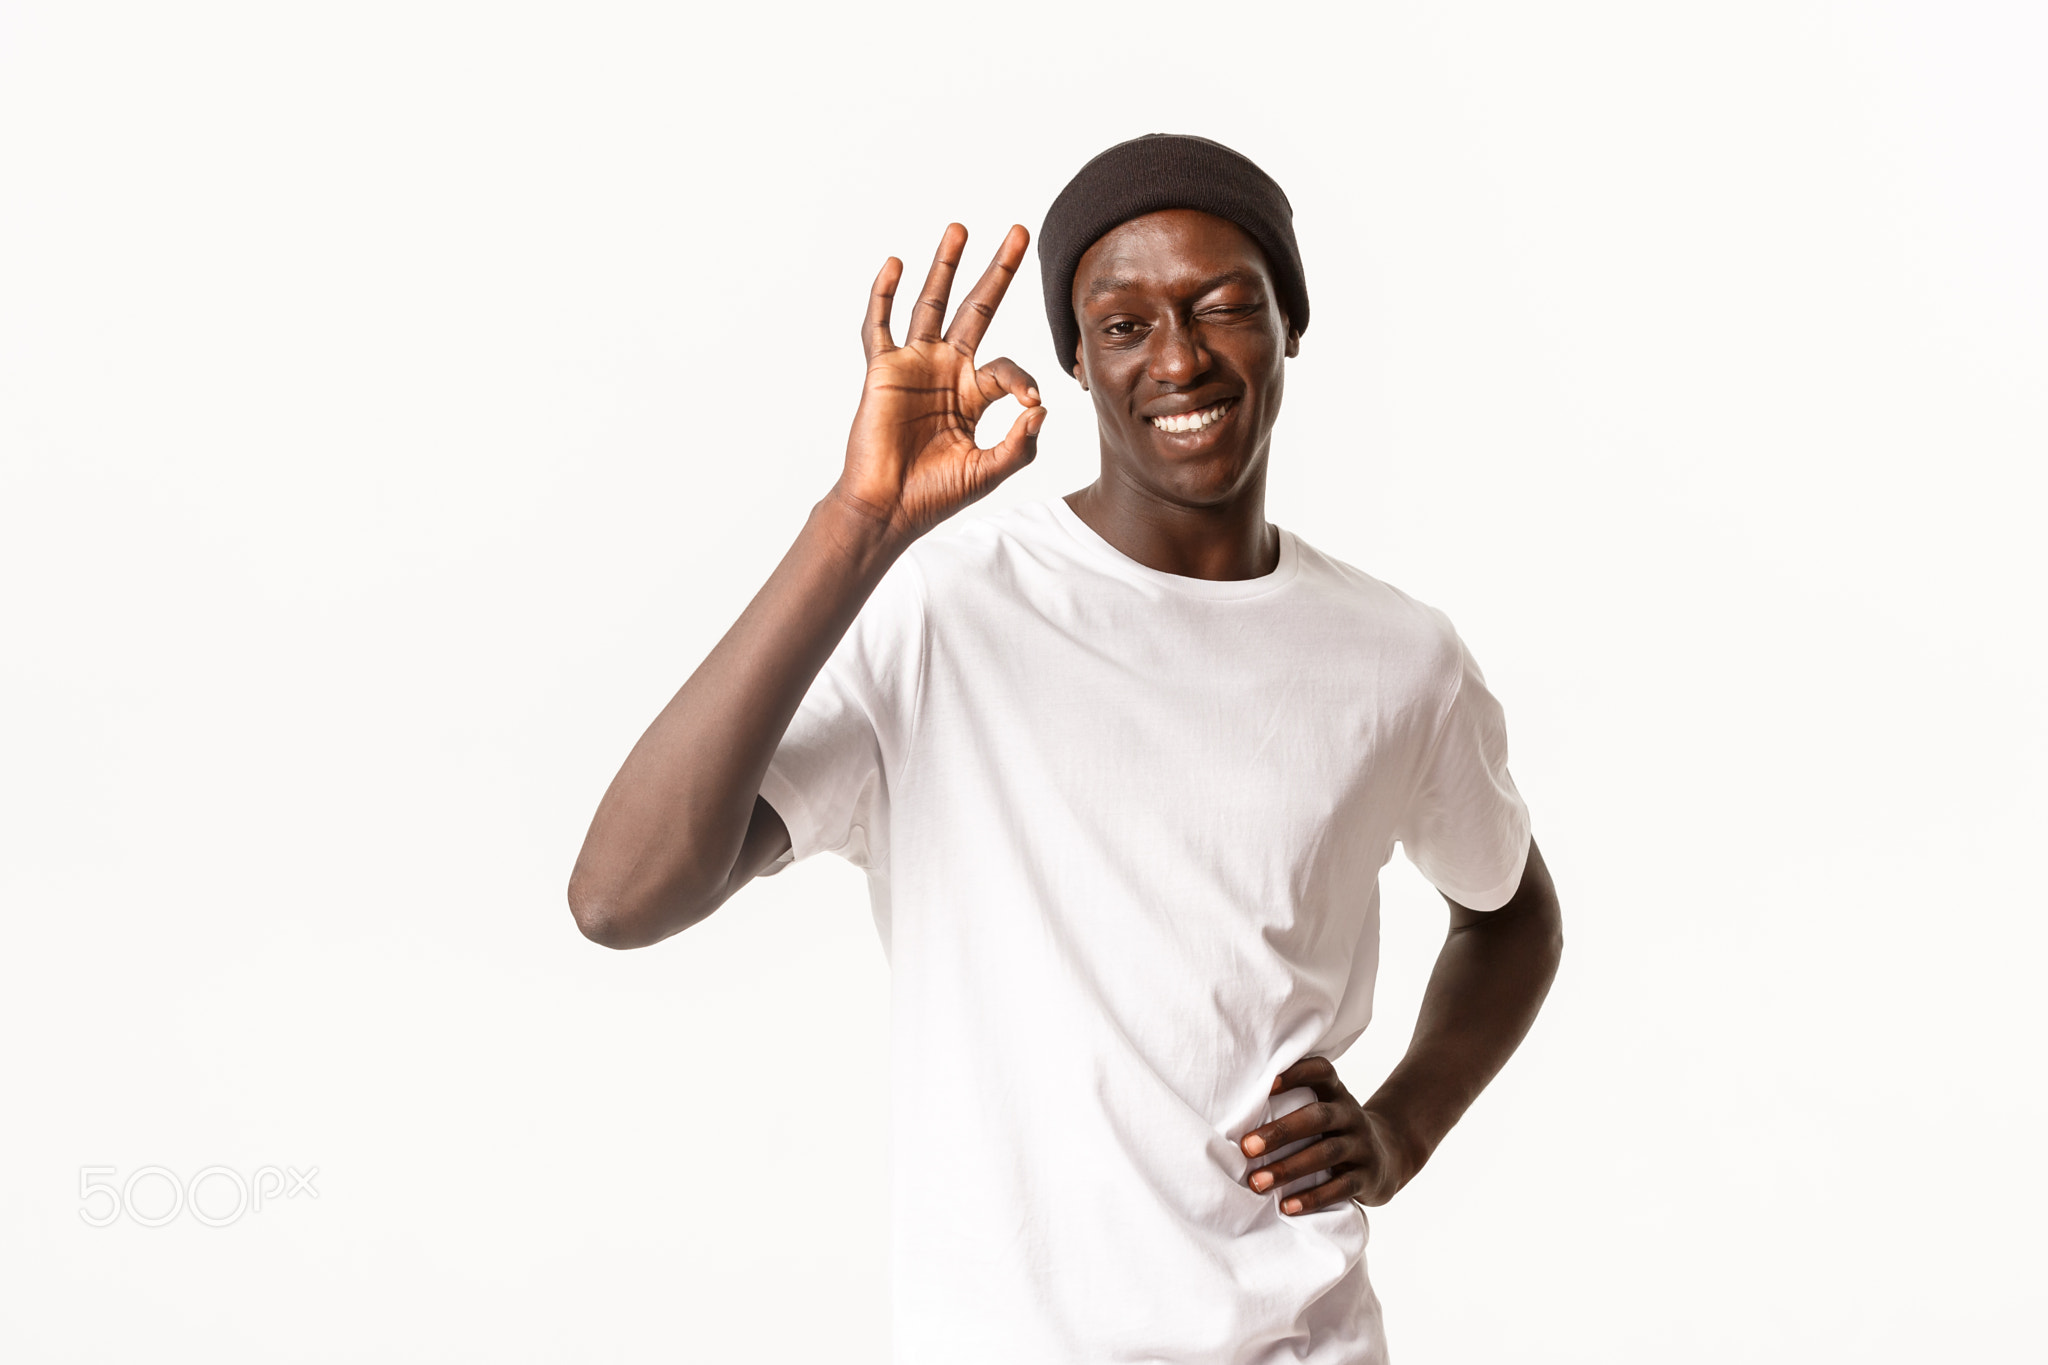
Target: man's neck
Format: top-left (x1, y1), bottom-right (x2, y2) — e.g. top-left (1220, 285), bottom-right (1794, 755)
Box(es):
top-left (1064, 473), bottom-right (1279, 582)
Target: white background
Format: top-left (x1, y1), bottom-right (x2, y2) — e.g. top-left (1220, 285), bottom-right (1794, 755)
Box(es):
top-left (3, 1), bottom-right (2042, 1360)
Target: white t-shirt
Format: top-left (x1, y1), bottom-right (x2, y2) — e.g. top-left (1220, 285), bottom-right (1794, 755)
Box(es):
top-left (760, 495), bottom-right (1531, 1365)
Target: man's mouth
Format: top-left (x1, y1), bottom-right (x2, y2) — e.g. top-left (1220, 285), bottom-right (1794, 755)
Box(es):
top-left (1148, 399), bottom-right (1237, 434)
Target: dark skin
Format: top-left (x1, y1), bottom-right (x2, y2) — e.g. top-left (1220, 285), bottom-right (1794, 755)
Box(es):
top-left (1063, 208), bottom-right (1297, 581)
top-left (1242, 843), bottom-right (1561, 1213)
top-left (568, 211), bottom-right (1562, 1221)
top-left (566, 224), bottom-right (1042, 948)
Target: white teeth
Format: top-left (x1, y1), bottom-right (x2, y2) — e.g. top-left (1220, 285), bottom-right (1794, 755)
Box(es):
top-left (1150, 401), bottom-right (1232, 433)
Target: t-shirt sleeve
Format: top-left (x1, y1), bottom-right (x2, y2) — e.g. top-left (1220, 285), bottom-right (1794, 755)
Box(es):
top-left (1398, 629), bottom-right (1532, 912)
top-left (757, 555), bottom-right (927, 873)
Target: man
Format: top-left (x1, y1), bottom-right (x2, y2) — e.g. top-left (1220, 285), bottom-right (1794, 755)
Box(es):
top-left (569, 134), bottom-right (1562, 1364)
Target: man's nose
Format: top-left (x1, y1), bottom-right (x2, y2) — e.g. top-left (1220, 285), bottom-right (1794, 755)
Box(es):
top-left (1146, 318), bottom-right (1211, 387)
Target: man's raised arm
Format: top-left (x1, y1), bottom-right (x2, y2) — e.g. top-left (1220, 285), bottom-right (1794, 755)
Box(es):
top-left (566, 224), bottom-right (1046, 949)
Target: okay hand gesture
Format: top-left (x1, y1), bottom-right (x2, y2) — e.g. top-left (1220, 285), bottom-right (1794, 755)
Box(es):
top-left (831, 223), bottom-right (1047, 544)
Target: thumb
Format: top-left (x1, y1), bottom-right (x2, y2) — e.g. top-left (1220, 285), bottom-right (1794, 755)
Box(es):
top-left (976, 402), bottom-right (1047, 486)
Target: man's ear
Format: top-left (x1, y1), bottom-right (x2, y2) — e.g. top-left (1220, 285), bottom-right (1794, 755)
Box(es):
top-left (1284, 328), bottom-right (1301, 359)
top-left (1071, 357), bottom-right (1089, 392)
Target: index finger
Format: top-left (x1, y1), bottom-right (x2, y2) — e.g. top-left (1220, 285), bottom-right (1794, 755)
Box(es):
top-left (941, 223), bottom-right (1030, 357)
top-left (1272, 1055), bottom-right (1342, 1100)
top-left (1241, 1100), bottom-right (1349, 1158)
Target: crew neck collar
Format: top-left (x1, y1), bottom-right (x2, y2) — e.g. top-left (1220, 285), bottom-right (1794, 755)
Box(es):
top-left (1046, 495), bottom-right (1300, 600)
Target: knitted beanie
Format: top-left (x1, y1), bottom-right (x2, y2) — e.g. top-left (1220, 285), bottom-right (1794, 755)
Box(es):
top-left (1037, 133), bottom-right (1308, 374)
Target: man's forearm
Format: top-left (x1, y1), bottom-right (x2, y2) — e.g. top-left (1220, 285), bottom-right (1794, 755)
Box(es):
top-left (567, 492), bottom-right (909, 946)
top-left (1364, 839), bottom-right (1563, 1190)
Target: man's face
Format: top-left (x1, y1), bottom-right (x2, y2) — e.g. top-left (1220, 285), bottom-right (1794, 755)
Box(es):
top-left (1070, 208), bottom-right (1299, 508)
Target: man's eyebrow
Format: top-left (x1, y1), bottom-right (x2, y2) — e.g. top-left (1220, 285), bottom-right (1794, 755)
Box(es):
top-left (1081, 269), bottom-right (1265, 304)
top-left (1082, 275), bottom-right (1138, 303)
top-left (1193, 269), bottom-right (1265, 294)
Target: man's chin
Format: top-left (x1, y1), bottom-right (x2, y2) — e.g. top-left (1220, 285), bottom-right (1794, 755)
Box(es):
top-left (1122, 447), bottom-right (1262, 508)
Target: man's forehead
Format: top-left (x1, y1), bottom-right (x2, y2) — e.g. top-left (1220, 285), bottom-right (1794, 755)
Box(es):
top-left (1075, 210), bottom-right (1275, 305)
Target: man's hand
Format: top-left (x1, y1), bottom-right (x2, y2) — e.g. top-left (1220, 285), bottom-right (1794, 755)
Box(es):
top-left (1239, 842), bottom-right (1563, 1215)
top-left (1240, 1057), bottom-right (1413, 1214)
top-left (568, 222), bottom-right (1046, 949)
top-left (833, 223), bottom-right (1047, 545)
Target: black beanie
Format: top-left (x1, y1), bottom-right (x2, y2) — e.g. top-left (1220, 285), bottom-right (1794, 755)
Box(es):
top-left (1038, 133), bottom-right (1308, 374)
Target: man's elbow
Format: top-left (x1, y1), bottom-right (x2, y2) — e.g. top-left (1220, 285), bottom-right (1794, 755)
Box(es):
top-left (565, 876), bottom-right (633, 949)
top-left (565, 872), bottom-right (699, 951)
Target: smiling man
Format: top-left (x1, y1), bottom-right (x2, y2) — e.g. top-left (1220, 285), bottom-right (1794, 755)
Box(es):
top-left (569, 134), bottom-right (1562, 1364)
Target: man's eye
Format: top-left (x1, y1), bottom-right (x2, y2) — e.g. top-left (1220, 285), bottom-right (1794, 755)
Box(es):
top-left (1105, 321), bottom-right (1139, 337)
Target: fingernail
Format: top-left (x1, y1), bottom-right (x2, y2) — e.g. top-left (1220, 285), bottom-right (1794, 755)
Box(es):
top-left (1282, 1198), bottom-right (1302, 1215)
top-left (1026, 387), bottom-right (1040, 402)
top-left (1250, 1171), bottom-right (1272, 1192)
top-left (1242, 1135), bottom-right (1265, 1156)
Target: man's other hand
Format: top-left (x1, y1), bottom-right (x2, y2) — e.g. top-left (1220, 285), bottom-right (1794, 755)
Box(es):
top-left (1239, 1056), bottom-right (1411, 1213)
